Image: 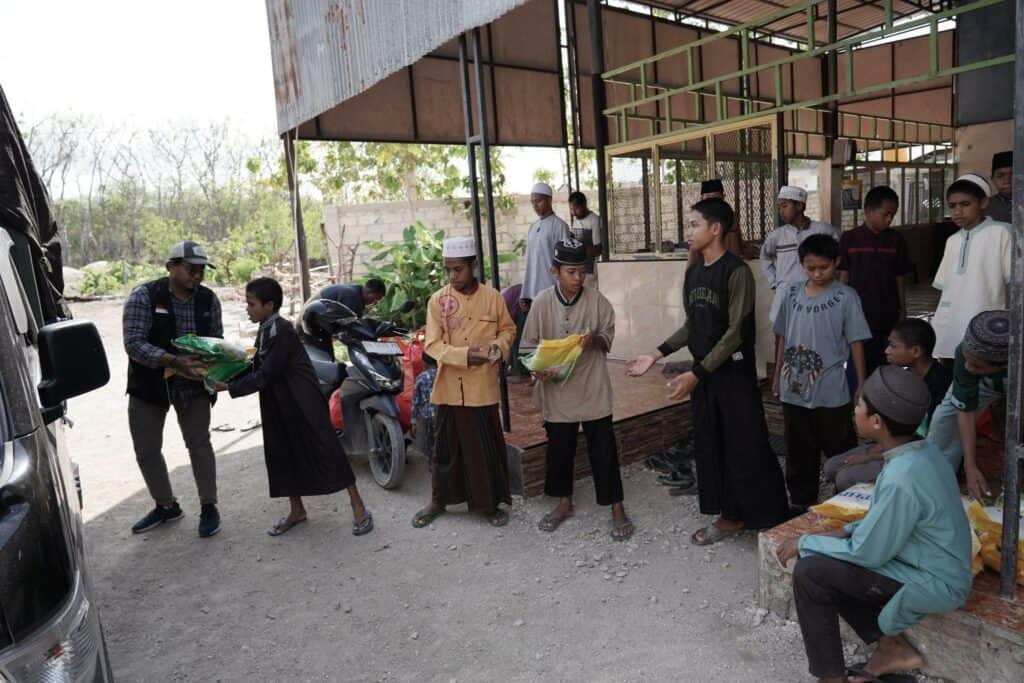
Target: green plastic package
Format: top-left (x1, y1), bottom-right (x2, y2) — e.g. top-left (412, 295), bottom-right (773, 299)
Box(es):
top-left (171, 334), bottom-right (251, 392)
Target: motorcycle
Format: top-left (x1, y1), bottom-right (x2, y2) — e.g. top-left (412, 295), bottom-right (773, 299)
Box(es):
top-left (301, 299), bottom-right (416, 489)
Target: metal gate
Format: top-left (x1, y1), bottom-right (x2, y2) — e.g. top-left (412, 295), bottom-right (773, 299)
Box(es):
top-left (606, 115), bottom-right (778, 257)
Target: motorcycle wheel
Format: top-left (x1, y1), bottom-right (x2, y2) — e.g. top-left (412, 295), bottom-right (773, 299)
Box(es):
top-left (369, 412), bottom-right (406, 489)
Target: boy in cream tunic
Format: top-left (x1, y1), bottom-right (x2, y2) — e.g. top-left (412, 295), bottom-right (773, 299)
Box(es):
top-left (521, 238), bottom-right (634, 540)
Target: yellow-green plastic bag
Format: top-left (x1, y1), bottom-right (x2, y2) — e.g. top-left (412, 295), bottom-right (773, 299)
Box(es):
top-left (519, 334), bottom-right (585, 385)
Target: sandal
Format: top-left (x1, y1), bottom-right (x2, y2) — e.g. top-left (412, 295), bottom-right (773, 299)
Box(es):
top-left (690, 524), bottom-right (741, 546)
top-left (488, 508), bottom-right (509, 527)
top-left (538, 510), bottom-right (573, 532)
top-left (611, 517), bottom-right (635, 541)
top-left (412, 506), bottom-right (444, 529)
top-left (668, 481), bottom-right (699, 496)
top-left (846, 667), bottom-right (917, 683)
top-left (352, 511), bottom-right (374, 536)
top-left (268, 516), bottom-right (306, 537)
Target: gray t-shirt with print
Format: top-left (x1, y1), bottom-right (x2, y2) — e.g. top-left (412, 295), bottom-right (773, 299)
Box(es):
top-left (772, 280), bottom-right (872, 408)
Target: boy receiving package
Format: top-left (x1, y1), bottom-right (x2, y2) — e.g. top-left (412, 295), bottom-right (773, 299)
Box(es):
top-left (628, 199), bottom-right (789, 546)
top-left (931, 173), bottom-right (1013, 359)
top-left (823, 318), bottom-right (951, 491)
top-left (215, 277), bottom-right (372, 537)
top-left (778, 366), bottom-right (972, 683)
top-left (838, 185), bottom-right (914, 382)
top-left (772, 234), bottom-right (872, 510)
top-left (521, 238), bottom-right (633, 541)
top-left (927, 309), bottom-right (1009, 501)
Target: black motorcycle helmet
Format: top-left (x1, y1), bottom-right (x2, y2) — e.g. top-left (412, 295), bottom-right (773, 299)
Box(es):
top-left (301, 298), bottom-right (356, 340)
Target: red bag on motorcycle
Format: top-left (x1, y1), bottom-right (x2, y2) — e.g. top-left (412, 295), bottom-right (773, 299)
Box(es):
top-left (329, 388), bottom-right (344, 431)
top-left (394, 328), bottom-right (426, 432)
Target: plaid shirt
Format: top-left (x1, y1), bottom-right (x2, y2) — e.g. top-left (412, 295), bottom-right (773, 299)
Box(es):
top-left (123, 284), bottom-right (223, 368)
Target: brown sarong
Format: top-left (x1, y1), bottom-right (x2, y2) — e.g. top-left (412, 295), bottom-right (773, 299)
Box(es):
top-left (432, 404), bottom-right (511, 513)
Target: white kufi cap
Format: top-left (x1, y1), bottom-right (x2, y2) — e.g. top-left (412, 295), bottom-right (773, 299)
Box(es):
top-left (442, 236), bottom-right (478, 259)
top-left (531, 182), bottom-right (553, 197)
top-left (778, 185), bottom-right (808, 203)
top-left (954, 173), bottom-right (992, 197)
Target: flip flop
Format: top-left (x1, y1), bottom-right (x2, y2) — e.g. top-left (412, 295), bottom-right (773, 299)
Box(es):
top-left (411, 507), bottom-right (444, 528)
top-left (846, 667), bottom-right (917, 683)
top-left (611, 517), bottom-right (635, 541)
top-left (690, 524), bottom-right (741, 546)
top-left (488, 508), bottom-right (509, 527)
top-left (267, 516), bottom-right (306, 537)
top-left (668, 481), bottom-right (699, 496)
top-left (352, 511), bottom-right (374, 536)
top-left (538, 511), bottom-right (573, 532)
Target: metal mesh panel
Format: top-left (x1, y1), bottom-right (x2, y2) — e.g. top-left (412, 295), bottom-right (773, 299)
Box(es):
top-left (608, 155), bottom-right (653, 255)
top-left (713, 126), bottom-right (776, 243)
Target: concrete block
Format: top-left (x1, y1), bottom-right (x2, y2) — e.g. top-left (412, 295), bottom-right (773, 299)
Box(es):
top-left (759, 515), bottom-right (1024, 683)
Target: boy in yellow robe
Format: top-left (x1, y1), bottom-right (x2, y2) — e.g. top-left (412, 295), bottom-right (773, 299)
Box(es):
top-left (412, 237), bottom-right (517, 528)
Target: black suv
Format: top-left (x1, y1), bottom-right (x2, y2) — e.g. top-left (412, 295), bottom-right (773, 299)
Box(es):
top-left (0, 86), bottom-right (113, 680)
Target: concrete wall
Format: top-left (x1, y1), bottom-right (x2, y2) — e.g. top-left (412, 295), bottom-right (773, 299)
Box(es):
top-left (323, 194), bottom-right (584, 287)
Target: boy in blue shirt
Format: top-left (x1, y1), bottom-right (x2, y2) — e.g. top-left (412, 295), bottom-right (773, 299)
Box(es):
top-left (778, 366), bottom-right (972, 682)
top-left (926, 309), bottom-right (1009, 500)
top-left (772, 234), bottom-right (872, 510)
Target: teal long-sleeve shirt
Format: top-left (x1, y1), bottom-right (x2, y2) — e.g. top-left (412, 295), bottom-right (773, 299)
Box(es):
top-left (798, 440), bottom-right (972, 634)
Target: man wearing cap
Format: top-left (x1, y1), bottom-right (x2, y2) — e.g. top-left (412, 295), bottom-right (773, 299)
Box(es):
top-left (778, 365), bottom-right (972, 683)
top-left (520, 238), bottom-right (633, 540)
top-left (413, 236), bottom-right (517, 529)
top-left (760, 185), bottom-right (840, 292)
top-left (987, 151), bottom-right (1013, 223)
top-left (515, 182), bottom-right (570, 379)
top-left (123, 241), bottom-right (224, 537)
top-left (927, 309), bottom-right (1009, 501)
top-left (931, 173), bottom-right (1013, 359)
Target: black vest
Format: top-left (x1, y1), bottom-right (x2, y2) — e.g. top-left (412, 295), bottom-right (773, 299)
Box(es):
top-left (126, 278), bottom-right (215, 408)
top-left (683, 251), bottom-right (756, 368)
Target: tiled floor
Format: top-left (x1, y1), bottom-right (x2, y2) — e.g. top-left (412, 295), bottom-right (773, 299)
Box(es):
top-left (503, 360), bottom-right (680, 449)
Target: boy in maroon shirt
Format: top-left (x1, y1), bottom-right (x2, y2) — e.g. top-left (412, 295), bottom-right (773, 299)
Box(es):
top-left (839, 186), bottom-right (914, 389)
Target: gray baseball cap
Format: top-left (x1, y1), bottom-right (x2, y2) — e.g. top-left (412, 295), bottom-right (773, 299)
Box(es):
top-left (167, 241), bottom-right (215, 269)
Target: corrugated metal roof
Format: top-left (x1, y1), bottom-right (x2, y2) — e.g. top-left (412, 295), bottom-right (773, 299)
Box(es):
top-left (266, 0), bottom-right (532, 135)
top-left (632, 0), bottom-right (938, 40)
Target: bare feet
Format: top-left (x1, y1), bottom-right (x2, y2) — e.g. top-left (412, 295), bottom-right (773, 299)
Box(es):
top-left (851, 635), bottom-right (923, 681)
top-left (713, 516), bottom-right (744, 532)
top-left (538, 499), bottom-right (574, 532)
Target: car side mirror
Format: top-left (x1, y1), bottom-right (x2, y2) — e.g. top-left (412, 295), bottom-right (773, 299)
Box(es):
top-left (37, 320), bottom-right (110, 408)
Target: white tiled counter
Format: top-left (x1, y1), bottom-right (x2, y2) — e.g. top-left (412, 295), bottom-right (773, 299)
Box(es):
top-left (597, 258), bottom-right (776, 378)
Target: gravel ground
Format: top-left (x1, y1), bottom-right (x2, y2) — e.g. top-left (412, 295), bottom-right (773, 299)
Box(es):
top-left (68, 292), bottom-right (823, 682)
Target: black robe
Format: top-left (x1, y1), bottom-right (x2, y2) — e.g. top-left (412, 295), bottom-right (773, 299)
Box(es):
top-left (229, 314), bottom-right (355, 498)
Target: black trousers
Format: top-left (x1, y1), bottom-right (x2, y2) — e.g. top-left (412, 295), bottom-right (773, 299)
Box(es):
top-left (691, 361), bottom-right (790, 529)
top-left (793, 554), bottom-right (903, 678)
top-left (544, 417), bottom-right (623, 505)
top-left (782, 402), bottom-right (857, 507)
top-left (846, 329), bottom-right (888, 395)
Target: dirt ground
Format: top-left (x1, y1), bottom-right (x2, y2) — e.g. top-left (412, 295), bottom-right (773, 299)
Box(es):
top-left (67, 292), bottom-right (820, 683)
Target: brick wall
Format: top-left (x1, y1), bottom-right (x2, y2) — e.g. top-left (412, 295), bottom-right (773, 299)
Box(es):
top-left (322, 194), bottom-right (586, 288)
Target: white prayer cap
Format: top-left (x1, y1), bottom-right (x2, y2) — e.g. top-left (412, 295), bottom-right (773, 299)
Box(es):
top-left (778, 185), bottom-right (808, 204)
top-left (442, 236), bottom-right (477, 259)
top-left (531, 182), bottom-right (553, 197)
top-left (954, 173), bottom-right (992, 197)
